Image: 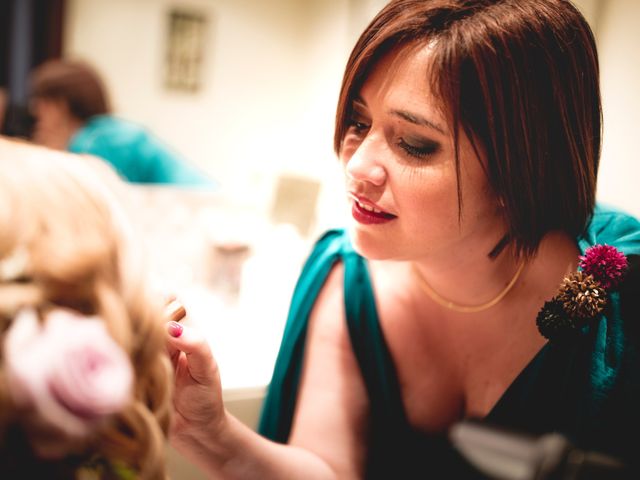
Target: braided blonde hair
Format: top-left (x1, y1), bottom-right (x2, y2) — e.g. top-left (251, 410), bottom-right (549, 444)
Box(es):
top-left (0, 138), bottom-right (172, 478)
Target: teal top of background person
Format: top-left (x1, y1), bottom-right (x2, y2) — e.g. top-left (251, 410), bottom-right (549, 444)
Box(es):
top-left (259, 205), bottom-right (640, 478)
top-left (69, 115), bottom-right (215, 187)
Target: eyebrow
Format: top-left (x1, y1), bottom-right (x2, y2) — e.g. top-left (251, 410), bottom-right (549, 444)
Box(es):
top-left (351, 97), bottom-right (446, 135)
top-left (352, 99), bottom-right (368, 112)
top-left (390, 109), bottom-right (446, 135)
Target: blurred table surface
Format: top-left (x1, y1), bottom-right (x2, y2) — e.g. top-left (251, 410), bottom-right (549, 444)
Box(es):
top-left (127, 184), bottom-right (310, 396)
top-left (127, 182), bottom-right (318, 479)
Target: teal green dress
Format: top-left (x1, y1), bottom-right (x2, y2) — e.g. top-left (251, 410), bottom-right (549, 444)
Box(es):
top-left (69, 115), bottom-right (215, 187)
top-left (258, 205), bottom-right (640, 478)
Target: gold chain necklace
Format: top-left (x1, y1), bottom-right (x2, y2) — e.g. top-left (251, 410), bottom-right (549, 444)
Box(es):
top-left (412, 261), bottom-right (525, 313)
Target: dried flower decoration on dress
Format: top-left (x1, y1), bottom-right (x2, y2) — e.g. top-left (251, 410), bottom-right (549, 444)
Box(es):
top-left (579, 244), bottom-right (628, 289)
top-left (536, 245), bottom-right (629, 342)
top-left (4, 308), bottom-right (134, 453)
top-left (557, 271), bottom-right (607, 319)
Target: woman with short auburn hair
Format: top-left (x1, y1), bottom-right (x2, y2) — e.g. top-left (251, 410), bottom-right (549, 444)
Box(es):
top-left (167, 1), bottom-right (640, 478)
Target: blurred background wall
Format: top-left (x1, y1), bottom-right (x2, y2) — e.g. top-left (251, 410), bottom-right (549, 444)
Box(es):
top-left (586, 0), bottom-right (640, 218)
top-left (61, 0), bottom-right (388, 232)
top-left (1, 0), bottom-right (638, 229)
top-left (64, 0), bottom-right (640, 225)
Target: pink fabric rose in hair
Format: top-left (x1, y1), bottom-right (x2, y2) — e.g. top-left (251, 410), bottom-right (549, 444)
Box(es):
top-left (4, 308), bottom-right (133, 440)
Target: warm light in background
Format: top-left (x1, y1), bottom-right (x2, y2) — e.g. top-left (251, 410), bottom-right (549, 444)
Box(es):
top-left (60, 0), bottom-right (640, 229)
top-left (2, 2), bottom-right (638, 478)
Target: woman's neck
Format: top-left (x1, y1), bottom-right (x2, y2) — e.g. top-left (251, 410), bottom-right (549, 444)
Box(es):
top-left (409, 230), bottom-right (579, 313)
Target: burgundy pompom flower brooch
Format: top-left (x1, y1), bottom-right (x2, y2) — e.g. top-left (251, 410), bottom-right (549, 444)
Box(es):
top-left (536, 245), bottom-right (628, 342)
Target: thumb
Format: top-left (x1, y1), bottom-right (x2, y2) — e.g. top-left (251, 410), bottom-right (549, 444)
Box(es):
top-left (166, 322), bottom-right (219, 386)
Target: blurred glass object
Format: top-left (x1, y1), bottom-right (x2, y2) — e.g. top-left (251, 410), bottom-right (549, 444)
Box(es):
top-left (210, 241), bottom-right (251, 303)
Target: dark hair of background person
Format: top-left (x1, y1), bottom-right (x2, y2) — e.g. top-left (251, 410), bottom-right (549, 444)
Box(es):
top-left (334, 0), bottom-right (601, 259)
top-left (30, 60), bottom-right (111, 121)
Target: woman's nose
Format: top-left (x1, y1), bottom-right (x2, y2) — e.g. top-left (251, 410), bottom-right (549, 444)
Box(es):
top-left (345, 136), bottom-right (387, 187)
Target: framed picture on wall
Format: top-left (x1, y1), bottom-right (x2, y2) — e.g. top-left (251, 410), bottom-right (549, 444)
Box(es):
top-left (165, 9), bottom-right (207, 92)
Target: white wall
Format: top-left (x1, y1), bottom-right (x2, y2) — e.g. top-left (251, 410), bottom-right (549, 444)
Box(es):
top-left (589, 0), bottom-right (640, 217)
top-left (64, 0), bottom-right (640, 223)
top-left (64, 0), bottom-right (362, 220)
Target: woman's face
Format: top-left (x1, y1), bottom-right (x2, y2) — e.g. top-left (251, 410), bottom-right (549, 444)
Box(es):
top-left (340, 45), bottom-right (505, 262)
top-left (31, 98), bottom-right (77, 150)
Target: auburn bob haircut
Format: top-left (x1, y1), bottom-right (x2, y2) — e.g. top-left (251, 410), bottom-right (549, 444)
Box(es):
top-left (335, 0), bottom-right (601, 257)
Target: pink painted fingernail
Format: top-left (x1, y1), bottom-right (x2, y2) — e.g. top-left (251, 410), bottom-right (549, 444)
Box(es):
top-left (168, 321), bottom-right (183, 338)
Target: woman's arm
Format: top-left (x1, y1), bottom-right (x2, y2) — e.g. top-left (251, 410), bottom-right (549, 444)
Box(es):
top-left (288, 262), bottom-right (370, 478)
top-left (166, 263), bottom-right (369, 479)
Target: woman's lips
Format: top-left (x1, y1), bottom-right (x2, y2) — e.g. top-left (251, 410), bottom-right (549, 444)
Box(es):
top-left (350, 196), bottom-right (397, 225)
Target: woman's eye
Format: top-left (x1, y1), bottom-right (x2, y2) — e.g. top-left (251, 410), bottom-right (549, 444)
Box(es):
top-left (397, 137), bottom-right (439, 159)
top-left (349, 119), bottom-right (369, 133)
top-left (352, 121), bottom-right (369, 132)
top-left (347, 114), bottom-right (370, 134)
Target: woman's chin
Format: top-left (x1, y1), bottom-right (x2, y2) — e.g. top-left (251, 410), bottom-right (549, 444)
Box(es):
top-left (347, 226), bottom-right (394, 260)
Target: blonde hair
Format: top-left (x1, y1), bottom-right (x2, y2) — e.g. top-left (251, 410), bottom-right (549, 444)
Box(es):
top-left (0, 137), bottom-right (172, 478)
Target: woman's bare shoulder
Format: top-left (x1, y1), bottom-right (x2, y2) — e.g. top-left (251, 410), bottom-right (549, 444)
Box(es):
top-left (289, 260), bottom-right (369, 479)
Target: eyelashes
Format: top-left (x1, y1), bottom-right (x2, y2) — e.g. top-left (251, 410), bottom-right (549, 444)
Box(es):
top-left (346, 115), bottom-right (370, 135)
top-left (397, 138), bottom-right (440, 159)
top-left (345, 114), bottom-right (441, 162)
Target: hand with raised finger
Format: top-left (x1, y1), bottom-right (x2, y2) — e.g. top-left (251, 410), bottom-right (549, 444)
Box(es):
top-left (165, 321), bottom-right (228, 459)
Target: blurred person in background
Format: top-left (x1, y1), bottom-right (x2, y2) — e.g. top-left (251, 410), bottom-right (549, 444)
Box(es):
top-left (29, 59), bottom-right (215, 187)
top-left (166, 0), bottom-right (640, 478)
top-left (0, 137), bottom-right (173, 478)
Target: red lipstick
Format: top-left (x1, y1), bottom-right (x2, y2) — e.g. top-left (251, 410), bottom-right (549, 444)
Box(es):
top-left (350, 195), bottom-right (396, 225)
